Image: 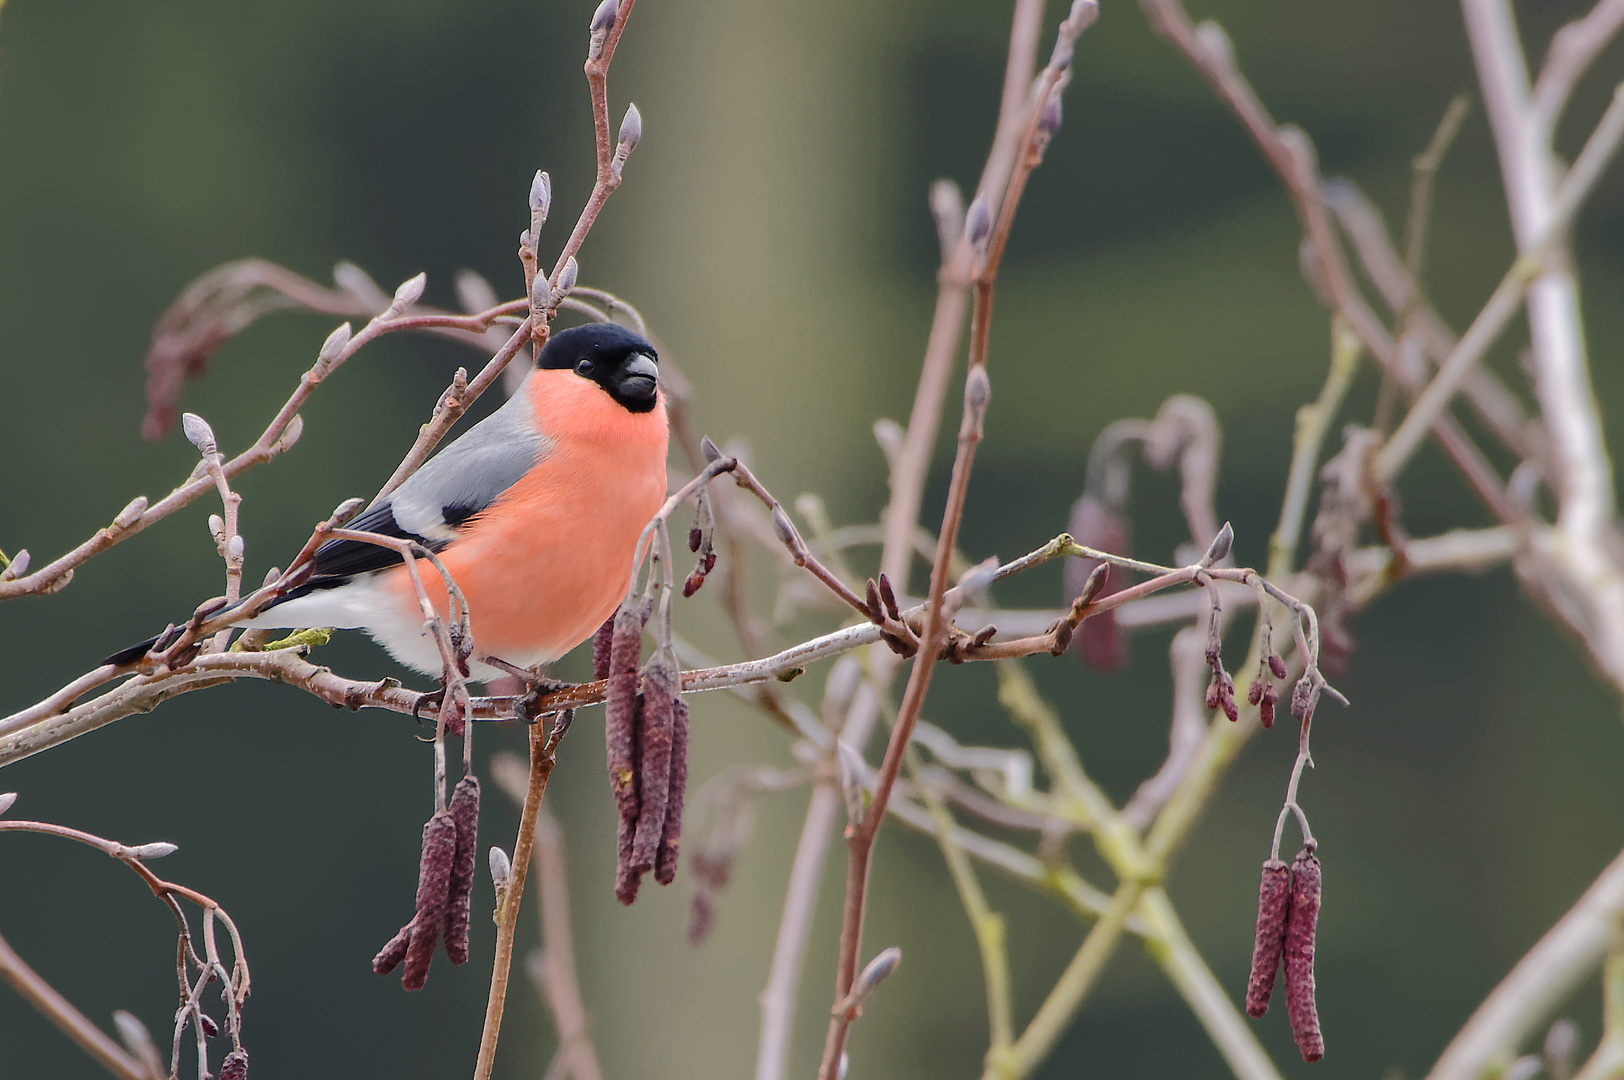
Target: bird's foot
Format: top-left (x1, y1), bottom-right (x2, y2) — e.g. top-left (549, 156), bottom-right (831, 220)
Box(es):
top-left (411, 687), bottom-right (444, 725)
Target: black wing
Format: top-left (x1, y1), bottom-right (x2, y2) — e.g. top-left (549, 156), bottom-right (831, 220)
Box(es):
top-left (304, 501), bottom-right (450, 581)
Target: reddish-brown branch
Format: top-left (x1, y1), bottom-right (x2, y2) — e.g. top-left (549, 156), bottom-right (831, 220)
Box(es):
top-left (474, 710), bottom-right (569, 1080)
top-left (0, 929), bottom-right (151, 1080)
top-left (2, 529), bottom-right (1247, 768)
top-left (763, 6), bottom-right (1050, 1073)
top-left (1136, 0), bottom-right (1524, 528)
top-left (371, 317), bottom-right (535, 506)
top-left (546, 0), bottom-right (639, 296)
top-left (0, 816), bottom-right (249, 1079)
top-left (819, 5), bottom-right (1098, 1073)
top-left (0, 293), bottom-right (525, 605)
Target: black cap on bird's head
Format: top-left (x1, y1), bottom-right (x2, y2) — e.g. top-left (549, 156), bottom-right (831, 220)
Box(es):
top-left (537, 323), bottom-right (660, 413)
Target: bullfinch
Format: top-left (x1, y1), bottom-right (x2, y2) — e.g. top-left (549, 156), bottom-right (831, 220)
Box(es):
top-left (109, 323), bottom-right (669, 682)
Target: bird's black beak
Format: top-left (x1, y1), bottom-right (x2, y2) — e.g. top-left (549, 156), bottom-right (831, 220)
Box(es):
top-left (615, 352), bottom-right (659, 404)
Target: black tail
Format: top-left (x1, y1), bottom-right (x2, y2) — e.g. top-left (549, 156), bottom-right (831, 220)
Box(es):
top-left (104, 633), bottom-right (165, 667)
top-left (100, 583), bottom-right (321, 667)
top-left (101, 554), bottom-right (347, 667)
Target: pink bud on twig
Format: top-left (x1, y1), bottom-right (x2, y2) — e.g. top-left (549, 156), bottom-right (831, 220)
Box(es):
top-left (965, 196), bottom-right (993, 248)
top-left (617, 103), bottom-right (642, 153)
top-left (529, 170), bottom-right (552, 219)
top-left (488, 846), bottom-right (511, 890)
top-left (1201, 521), bottom-right (1234, 566)
top-left (1039, 89), bottom-right (1063, 139)
top-left (588, 0), bottom-right (618, 59)
top-left (845, 946), bottom-right (903, 1011)
top-left (114, 496), bottom-right (149, 530)
top-left (393, 272), bottom-right (426, 307)
top-left (128, 841), bottom-right (179, 860)
top-left (611, 104), bottom-right (642, 178)
top-left (181, 413), bottom-right (217, 455)
top-left (556, 256), bottom-right (579, 296)
top-left (0, 549), bottom-right (29, 580)
top-left (317, 322), bottom-right (352, 368)
top-left (929, 179), bottom-right (964, 262)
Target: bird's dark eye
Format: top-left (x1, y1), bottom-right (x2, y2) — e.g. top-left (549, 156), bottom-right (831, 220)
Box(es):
top-left (575, 358), bottom-right (594, 376)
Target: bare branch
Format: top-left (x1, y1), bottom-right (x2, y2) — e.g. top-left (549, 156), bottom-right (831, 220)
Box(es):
top-left (0, 930), bottom-right (151, 1080)
top-left (474, 710), bottom-right (573, 1080)
top-left (1530, 0), bottom-right (1624, 139)
top-left (1425, 841), bottom-right (1624, 1080)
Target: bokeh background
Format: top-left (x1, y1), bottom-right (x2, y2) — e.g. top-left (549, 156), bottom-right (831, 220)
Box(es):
top-left (4, 1), bottom-right (1624, 1077)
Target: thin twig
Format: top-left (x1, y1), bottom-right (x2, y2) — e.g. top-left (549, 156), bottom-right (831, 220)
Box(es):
top-left (0, 929), bottom-right (150, 1080)
top-left (474, 710), bottom-right (570, 1080)
top-left (371, 317), bottom-right (534, 507)
top-left (1530, 0), bottom-right (1624, 141)
top-left (1425, 841), bottom-right (1624, 1080)
top-left (1376, 84), bottom-right (1624, 481)
top-left (1463, 0), bottom-right (1624, 692)
top-left (1138, 0), bottom-right (1522, 528)
top-left (491, 754), bottom-right (604, 1080)
top-left (0, 817), bottom-right (248, 1080)
top-left (910, 747), bottom-right (1015, 1056)
top-left (545, 0), bottom-right (640, 293)
top-left (819, 9), bottom-right (1099, 1073)
top-left (529, 807), bottom-right (604, 1080)
top-left (0, 276), bottom-right (436, 601)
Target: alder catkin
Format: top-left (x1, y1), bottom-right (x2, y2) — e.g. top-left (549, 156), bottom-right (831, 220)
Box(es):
top-left (402, 811), bottom-right (457, 991)
top-left (655, 696), bottom-right (690, 885)
top-left (631, 664), bottom-right (676, 874)
top-left (614, 811), bottom-right (641, 906)
top-left (605, 601), bottom-right (648, 822)
top-left (372, 921), bottom-right (413, 975)
top-left (219, 1050), bottom-right (249, 1080)
top-left (592, 616), bottom-right (615, 681)
top-left (444, 776), bottom-right (481, 965)
top-left (1245, 859), bottom-right (1291, 1017)
top-left (1284, 847), bottom-right (1325, 1062)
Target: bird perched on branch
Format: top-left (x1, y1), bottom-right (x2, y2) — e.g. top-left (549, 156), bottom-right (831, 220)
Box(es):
top-left (108, 323), bottom-right (669, 682)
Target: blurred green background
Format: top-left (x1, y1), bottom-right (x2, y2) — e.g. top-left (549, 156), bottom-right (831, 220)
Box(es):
top-left (4, 1), bottom-right (1624, 1077)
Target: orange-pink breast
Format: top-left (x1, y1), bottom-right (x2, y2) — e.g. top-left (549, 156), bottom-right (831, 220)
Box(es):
top-left (386, 370), bottom-right (669, 666)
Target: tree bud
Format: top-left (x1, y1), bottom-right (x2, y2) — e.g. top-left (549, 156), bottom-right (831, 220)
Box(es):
top-left (965, 195), bottom-right (993, 247)
top-left (318, 321), bottom-right (353, 366)
top-left (393, 272), bottom-right (427, 307)
top-left (181, 413), bottom-right (217, 455)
